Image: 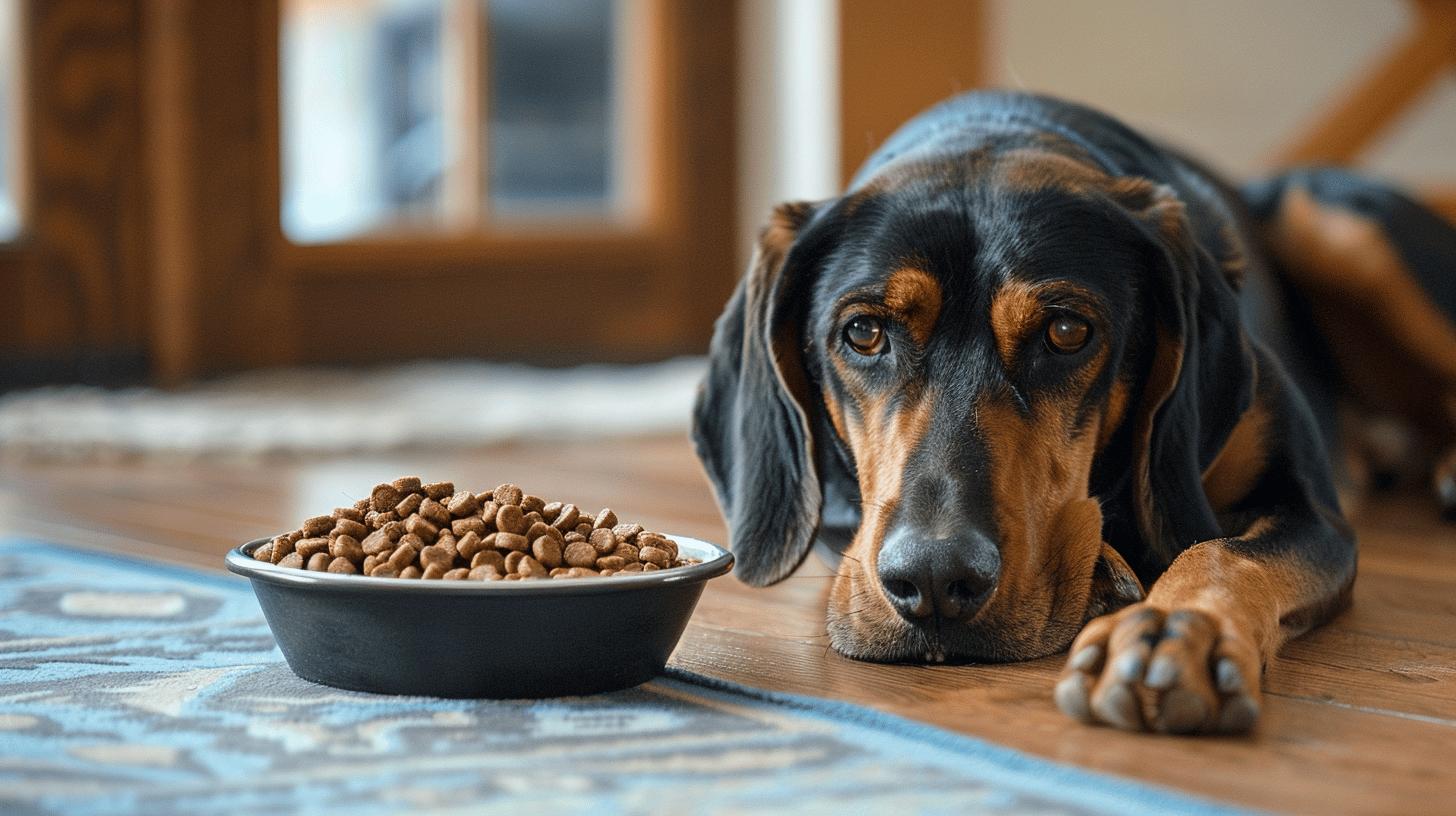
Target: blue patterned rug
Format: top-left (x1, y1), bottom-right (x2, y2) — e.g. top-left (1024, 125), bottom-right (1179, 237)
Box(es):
top-left (0, 539), bottom-right (1250, 815)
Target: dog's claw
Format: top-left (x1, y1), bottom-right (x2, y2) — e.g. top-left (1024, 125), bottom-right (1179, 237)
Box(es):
top-left (1056, 603), bottom-right (1262, 736)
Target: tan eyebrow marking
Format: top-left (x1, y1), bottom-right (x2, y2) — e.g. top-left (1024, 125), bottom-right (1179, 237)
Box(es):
top-left (883, 266), bottom-right (943, 347)
top-left (989, 279), bottom-right (1043, 368)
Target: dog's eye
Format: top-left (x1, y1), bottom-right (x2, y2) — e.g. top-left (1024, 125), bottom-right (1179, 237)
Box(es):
top-left (843, 315), bottom-right (887, 356)
top-left (1045, 315), bottom-right (1091, 354)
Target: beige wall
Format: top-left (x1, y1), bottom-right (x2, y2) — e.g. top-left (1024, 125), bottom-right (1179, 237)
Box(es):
top-left (990, 0), bottom-right (1455, 186)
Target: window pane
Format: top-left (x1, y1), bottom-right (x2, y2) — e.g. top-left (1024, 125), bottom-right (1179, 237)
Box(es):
top-left (0, 0), bottom-right (20, 241)
top-left (486, 0), bottom-right (618, 220)
top-left (281, 0), bottom-right (447, 243)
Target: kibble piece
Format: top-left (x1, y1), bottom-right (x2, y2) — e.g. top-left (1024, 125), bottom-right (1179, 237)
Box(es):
top-left (495, 504), bottom-right (527, 535)
top-left (333, 518), bottom-right (368, 540)
top-left (563, 541), bottom-right (598, 568)
top-left (422, 563), bottom-right (446, 580)
top-left (613, 523), bottom-right (644, 542)
top-left (504, 551), bottom-right (526, 574)
top-left (567, 567), bottom-right (600, 578)
top-left (364, 510), bottom-right (394, 528)
top-left (643, 563), bottom-right (660, 572)
top-left (517, 555), bottom-right (548, 579)
top-left (549, 567), bottom-right (569, 577)
top-left (306, 552), bottom-right (331, 571)
top-left (370, 483), bottom-right (403, 512)
top-left (388, 543), bottom-right (418, 572)
top-left (523, 511), bottom-right (545, 528)
top-left (296, 537), bottom-right (330, 559)
top-left (659, 538), bottom-right (680, 560)
top-left (419, 544), bottom-right (453, 572)
top-left (423, 481), bottom-right (454, 500)
top-left (446, 491), bottom-right (479, 517)
top-left (525, 520), bottom-right (553, 543)
top-left (451, 516), bottom-right (487, 538)
top-left (620, 562), bottom-right (644, 573)
top-left (503, 573), bottom-right (523, 581)
top-left (278, 551), bottom-right (306, 570)
top-left (397, 532), bottom-right (425, 552)
top-left (596, 555), bottom-right (626, 571)
top-left (356, 529), bottom-right (391, 556)
top-left (392, 476), bottom-right (424, 494)
top-left (495, 532), bottom-right (529, 552)
top-left (468, 565), bottom-right (502, 580)
top-left (369, 563), bottom-right (399, 578)
top-left (551, 504), bottom-right (579, 531)
top-left (333, 505), bottom-right (365, 523)
top-left (271, 536), bottom-right (296, 565)
top-left (576, 523), bottom-right (593, 536)
top-left (327, 556), bottom-right (358, 574)
top-left (613, 542), bottom-right (640, 564)
top-left (255, 540), bottom-right (277, 562)
top-left (564, 531), bottom-right (587, 544)
top-left (362, 554), bottom-right (381, 574)
top-left (589, 528), bottom-right (618, 555)
top-left (639, 545), bottom-right (669, 567)
top-left (456, 531), bottom-right (485, 560)
top-left (470, 551), bottom-right (505, 572)
top-left (593, 508), bottom-right (618, 530)
top-left (493, 483), bottom-right (524, 506)
top-left (394, 493), bottom-right (423, 518)
top-left (404, 514), bottom-right (439, 542)
top-left (400, 565), bottom-right (422, 579)
top-left (419, 497), bottom-right (451, 526)
top-left (532, 536), bottom-right (563, 569)
top-left (302, 515), bottom-right (334, 536)
top-left (541, 501), bottom-right (563, 522)
top-left (443, 567), bottom-right (470, 580)
top-left (521, 494), bottom-right (545, 514)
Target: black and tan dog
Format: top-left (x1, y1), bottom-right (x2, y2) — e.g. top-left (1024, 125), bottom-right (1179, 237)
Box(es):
top-left (692, 91), bottom-right (1456, 735)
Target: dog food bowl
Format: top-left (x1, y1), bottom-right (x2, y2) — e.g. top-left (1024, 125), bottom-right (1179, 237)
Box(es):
top-left (226, 535), bottom-right (733, 698)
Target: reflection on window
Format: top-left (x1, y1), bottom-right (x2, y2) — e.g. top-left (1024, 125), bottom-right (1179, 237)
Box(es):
top-left (281, 0), bottom-right (629, 243)
top-left (487, 0), bottom-right (616, 219)
top-left (0, 0), bottom-right (20, 241)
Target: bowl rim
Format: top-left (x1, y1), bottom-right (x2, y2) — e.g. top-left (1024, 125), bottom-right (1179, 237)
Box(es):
top-left (226, 533), bottom-right (733, 595)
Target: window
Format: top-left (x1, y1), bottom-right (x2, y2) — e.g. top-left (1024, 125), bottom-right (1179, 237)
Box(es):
top-left (0, 0), bottom-right (21, 242)
top-left (281, 0), bottom-right (638, 243)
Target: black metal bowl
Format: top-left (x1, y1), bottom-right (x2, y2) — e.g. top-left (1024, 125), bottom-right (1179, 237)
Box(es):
top-left (226, 535), bottom-right (733, 698)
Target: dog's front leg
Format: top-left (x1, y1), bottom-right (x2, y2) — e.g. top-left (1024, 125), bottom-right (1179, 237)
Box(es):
top-left (1053, 513), bottom-right (1355, 734)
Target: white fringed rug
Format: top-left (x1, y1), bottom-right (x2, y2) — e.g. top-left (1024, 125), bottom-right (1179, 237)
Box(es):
top-left (0, 358), bottom-right (706, 460)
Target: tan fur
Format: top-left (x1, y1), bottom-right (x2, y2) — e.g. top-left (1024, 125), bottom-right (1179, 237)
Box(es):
top-left (883, 267), bottom-right (944, 347)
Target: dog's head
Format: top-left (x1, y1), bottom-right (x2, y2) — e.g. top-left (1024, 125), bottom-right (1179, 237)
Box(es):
top-left (693, 145), bottom-right (1253, 662)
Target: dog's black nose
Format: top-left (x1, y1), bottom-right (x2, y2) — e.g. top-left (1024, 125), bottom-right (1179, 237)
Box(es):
top-left (877, 528), bottom-right (1000, 622)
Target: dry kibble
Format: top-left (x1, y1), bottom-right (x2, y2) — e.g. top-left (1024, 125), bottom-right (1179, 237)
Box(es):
top-left (333, 518), bottom-right (367, 540)
top-left (419, 497), bottom-right (451, 526)
top-left (447, 491), bottom-right (479, 517)
top-left (504, 551), bottom-right (526, 574)
top-left (302, 515), bottom-right (334, 536)
top-left (551, 504), bottom-right (580, 531)
top-left (404, 514), bottom-right (439, 542)
top-left (264, 478), bottom-right (700, 580)
top-left (596, 555), bottom-right (626, 571)
top-left (495, 532), bottom-right (529, 552)
top-left (563, 541), bottom-right (597, 568)
top-left (493, 483), bottom-right (524, 506)
top-left (423, 481), bottom-right (455, 500)
top-left (532, 536), bottom-right (563, 569)
top-left (470, 550), bottom-right (505, 571)
top-left (590, 528), bottom-right (618, 555)
top-left (495, 504), bottom-right (527, 535)
top-left (395, 493), bottom-right (423, 518)
top-left (517, 555), bottom-right (549, 579)
top-left (296, 537), bottom-right (330, 559)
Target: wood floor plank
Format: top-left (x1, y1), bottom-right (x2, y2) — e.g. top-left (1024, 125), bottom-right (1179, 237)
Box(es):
top-left (3, 435), bottom-right (1455, 814)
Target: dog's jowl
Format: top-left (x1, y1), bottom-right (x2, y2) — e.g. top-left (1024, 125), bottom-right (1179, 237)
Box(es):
top-left (693, 91), bottom-right (1456, 735)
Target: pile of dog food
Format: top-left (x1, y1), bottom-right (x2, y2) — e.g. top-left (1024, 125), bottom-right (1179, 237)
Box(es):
top-left (253, 477), bottom-right (697, 580)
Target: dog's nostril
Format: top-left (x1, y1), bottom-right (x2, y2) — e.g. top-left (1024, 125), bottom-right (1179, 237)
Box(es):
top-left (884, 579), bottom-right (919, 603)
top-left (881, 578), bottom-right (931, 618)
top-left (946, 579), bottom-right (974, 604)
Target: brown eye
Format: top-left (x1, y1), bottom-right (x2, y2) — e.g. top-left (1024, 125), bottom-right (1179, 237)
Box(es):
top-left (843, 315), bottom-right (886, 356)
top-left (1045, 315), bottom-right (1091, 354)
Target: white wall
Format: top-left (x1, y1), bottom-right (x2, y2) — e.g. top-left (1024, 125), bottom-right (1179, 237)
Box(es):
top-left (990, 0), bottom-right (1456, 185)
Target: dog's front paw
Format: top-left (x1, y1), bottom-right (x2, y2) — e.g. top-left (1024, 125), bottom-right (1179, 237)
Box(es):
top-left (1053, 604), bottom-right (1261, 734)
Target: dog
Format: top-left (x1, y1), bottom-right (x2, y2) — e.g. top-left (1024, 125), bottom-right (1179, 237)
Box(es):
top-left (691, 91), bottom-right (1456, 735)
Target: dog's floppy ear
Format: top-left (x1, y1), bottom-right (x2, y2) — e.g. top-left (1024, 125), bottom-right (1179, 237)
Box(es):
top-left (693, 200), bottom-right (835, 586)
top-left (1111, 180), bottom-right (1255, 560)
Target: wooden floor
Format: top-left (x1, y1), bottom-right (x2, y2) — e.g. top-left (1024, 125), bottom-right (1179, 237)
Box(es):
top-left (2, 434), bottom-right (1453, 814)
